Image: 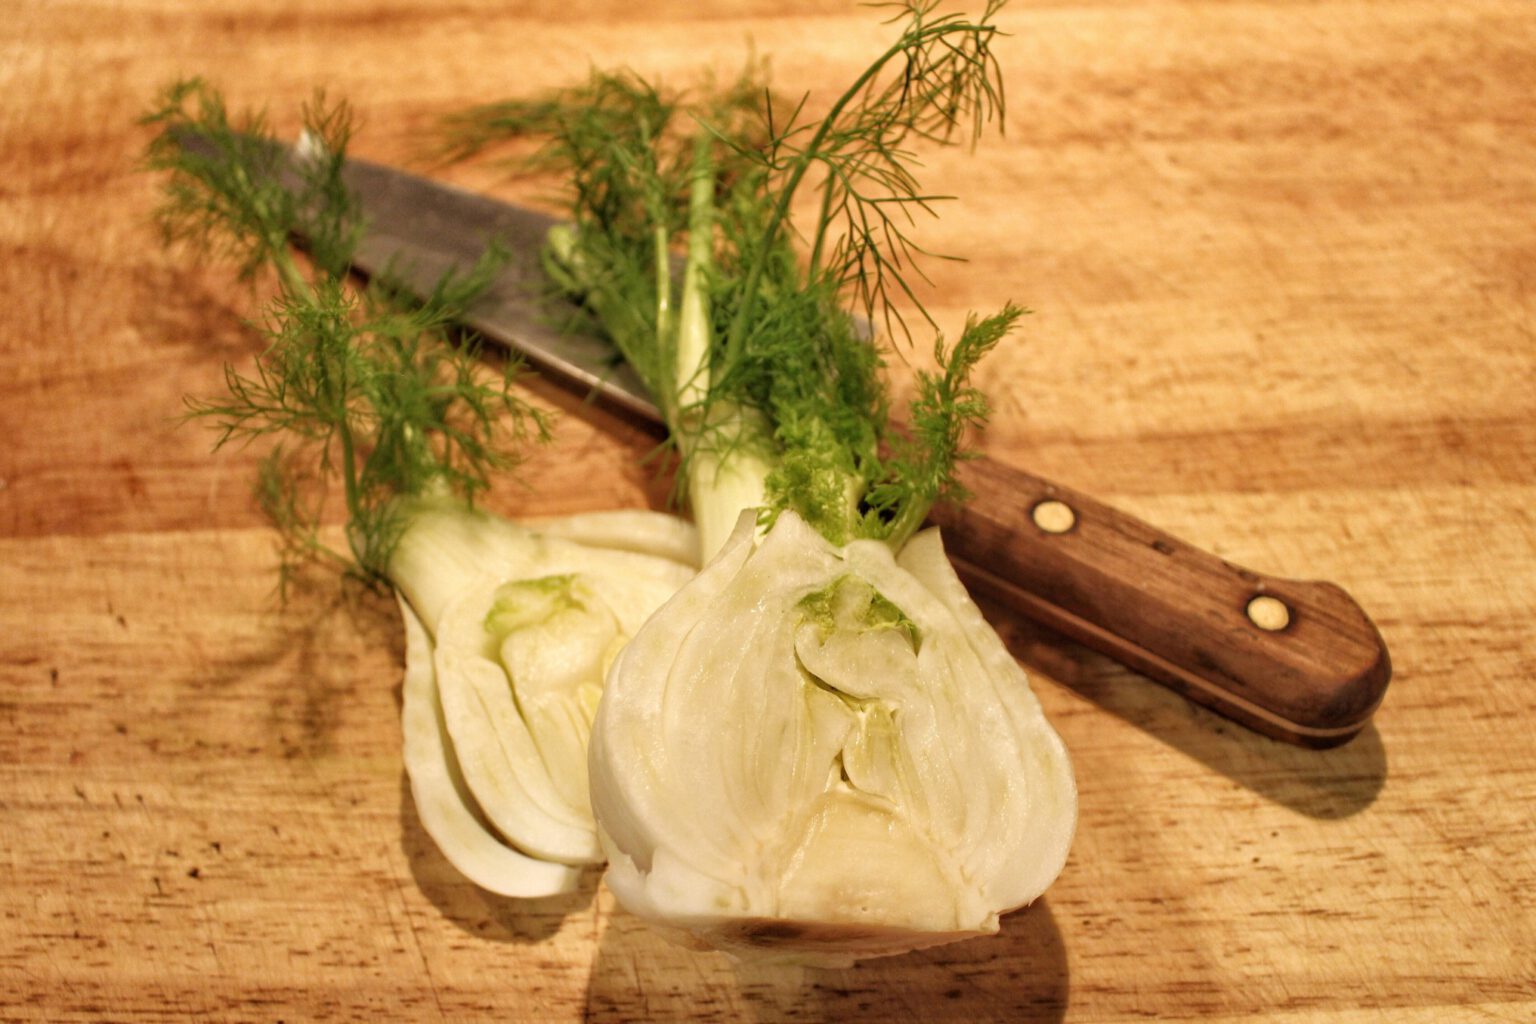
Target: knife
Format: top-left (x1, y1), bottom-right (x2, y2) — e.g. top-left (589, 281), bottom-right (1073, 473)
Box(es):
top-left (235, 141), bottom-right (1392, 748)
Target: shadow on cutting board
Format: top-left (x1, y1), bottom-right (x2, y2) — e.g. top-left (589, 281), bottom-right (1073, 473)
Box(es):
top-left (584, 896), bottom-right (1069, 1023)
top-left (398, 771), bottom-right (600, 943)
top-left (396, 769), bottom-right (1069, 1021)
top-left (981, 598), bottom-right (1388, 820)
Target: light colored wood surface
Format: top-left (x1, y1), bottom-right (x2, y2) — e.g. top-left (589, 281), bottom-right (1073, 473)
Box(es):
top-left (3, 1), bottom-right (1534, 1020)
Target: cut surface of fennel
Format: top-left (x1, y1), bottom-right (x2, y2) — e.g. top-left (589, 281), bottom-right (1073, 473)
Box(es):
top-left (589, 510), bottom-right (1077, 963)
top-left (394, 505), bottom-right (698, 894)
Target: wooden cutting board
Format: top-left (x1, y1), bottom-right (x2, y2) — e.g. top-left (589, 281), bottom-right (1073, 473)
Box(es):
top-left (3, 1), bottom-right (1533, 1021)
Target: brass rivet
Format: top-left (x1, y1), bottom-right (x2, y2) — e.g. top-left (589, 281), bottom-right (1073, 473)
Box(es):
top-left (1246, 595), bottom-right (1291, 631)
top-left (1031, 499), bottom-right (1076, 534)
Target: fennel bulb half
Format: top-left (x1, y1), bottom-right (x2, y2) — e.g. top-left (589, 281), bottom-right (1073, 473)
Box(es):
top-left (393, 503), bottom-right (698, 896)
top-left (589, 511), bottom-right (1077, 963)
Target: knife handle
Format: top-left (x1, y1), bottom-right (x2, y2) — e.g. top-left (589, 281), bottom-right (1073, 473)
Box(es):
top-left (930, 456), bottom-right (1391, 748)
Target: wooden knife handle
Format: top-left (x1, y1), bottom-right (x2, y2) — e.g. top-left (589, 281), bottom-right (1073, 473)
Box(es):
top-left (930, 456), bottom-right (1392, 748)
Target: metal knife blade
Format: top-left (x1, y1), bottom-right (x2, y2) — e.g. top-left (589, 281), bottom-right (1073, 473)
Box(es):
top-left (342, 158), bottom-right (661, 424)
top-left (196, 134), bottom-right (1391, 748)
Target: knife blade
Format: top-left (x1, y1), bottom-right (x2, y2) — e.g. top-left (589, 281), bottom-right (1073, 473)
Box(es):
top-left (218, 137), bottom-right (1391, 748)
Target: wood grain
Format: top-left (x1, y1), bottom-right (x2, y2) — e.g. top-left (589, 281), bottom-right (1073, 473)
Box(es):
top-left (3, 1), bottom-right (1534, 1021)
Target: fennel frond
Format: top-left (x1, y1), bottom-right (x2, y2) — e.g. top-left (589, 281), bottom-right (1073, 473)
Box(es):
top-left (144, 79), bottom-right (550, 585)
top-left (447, 0), bottom-right (1023, 555)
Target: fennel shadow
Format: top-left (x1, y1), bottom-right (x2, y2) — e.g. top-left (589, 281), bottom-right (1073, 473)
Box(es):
top-left (398, 770), bottom-right (600, 943)
top-left (191, 572), bottom-right (399, 759)
top-left (582, 899), bottom-right (1068, 1023)
top-left (276, 578), bottom-right (400, 756)
top-left (136, 263), bottom-right (265, 361)
top-left (981, 597), bottom-right (1388, 820)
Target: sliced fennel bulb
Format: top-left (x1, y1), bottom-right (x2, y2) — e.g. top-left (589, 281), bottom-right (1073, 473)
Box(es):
top-left (394, 503), bottom-right (698, 893)
top-left (398, 594), bottom-right (582, 897)
top-left (589, 511), bottom-right (1077, 962)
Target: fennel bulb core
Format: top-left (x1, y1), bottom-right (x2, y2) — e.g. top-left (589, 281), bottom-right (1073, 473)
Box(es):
top-left (589, 510), bottom-right (1077, 963)
top-left (392, 505), bottom-right (698, 892)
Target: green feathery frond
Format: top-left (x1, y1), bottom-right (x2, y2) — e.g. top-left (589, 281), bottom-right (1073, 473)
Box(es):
top-left (145, 79), bottom-right (550, 585)
top-left (445, 2), bottom-right (1019, 552)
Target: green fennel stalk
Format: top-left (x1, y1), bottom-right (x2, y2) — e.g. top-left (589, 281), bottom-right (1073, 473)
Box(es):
top-left (445, 0), bottom-right (1025, 559)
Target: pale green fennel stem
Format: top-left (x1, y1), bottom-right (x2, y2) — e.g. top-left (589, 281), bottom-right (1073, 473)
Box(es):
top-left (674, 135), bottom-right (772, 562)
